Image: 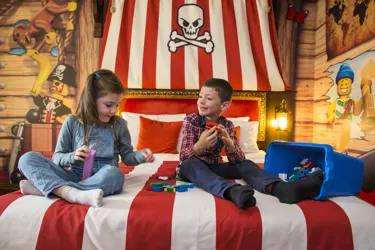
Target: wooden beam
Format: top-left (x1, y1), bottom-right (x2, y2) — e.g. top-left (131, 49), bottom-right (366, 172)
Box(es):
top-left (93, 0), bottom-right (107, 38)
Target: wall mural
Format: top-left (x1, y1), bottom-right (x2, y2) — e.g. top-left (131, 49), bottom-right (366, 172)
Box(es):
top-left (326, 0), bottom-right (375, 60)
top-left (8, 0), bottom-right (78, 124)
top-left (325, 50), bottom-right (375, 151)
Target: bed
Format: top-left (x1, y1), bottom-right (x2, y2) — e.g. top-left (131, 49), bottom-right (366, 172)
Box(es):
top-left (0, 90), bottom-right (375, 250)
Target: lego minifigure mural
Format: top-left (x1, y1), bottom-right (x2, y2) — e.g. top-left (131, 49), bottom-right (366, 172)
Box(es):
top-left (9, 0), bottom-right (78, 124)
top-left (27, 64), bottom-right (77, 124)
top-left (326, 50), bottom-right (375, 151)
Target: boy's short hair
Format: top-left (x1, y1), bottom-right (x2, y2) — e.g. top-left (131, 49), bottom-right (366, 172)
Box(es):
top-left (202, 78), bottom-right (233, 103)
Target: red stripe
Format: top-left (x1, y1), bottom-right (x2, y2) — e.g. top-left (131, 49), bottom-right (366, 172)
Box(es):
top-left (120, 166), bottom-right (135, 175)
top-left (35, 200), bottom-right (90, 250)
top-left (125, 161), bottom-right (179, 249)
top-left (215, 196), bottom-right (262, 250)
top-left (197, 0), bottom-right (213, 88)
top-left (267, 0), bottom-right (289, 91)
top-left (0, 191), bottom-right (23, 215)
top-left (222, 0), bottom-right (242, 90)
top-left (98, 1), bottom-right (113, 68)
top-left (298, 200), bottom-right (354, 250)
top-left (142, 0), bottom-right (160, 89)
top-left (170, 0), bottom-right (186, 90)
top-left (245, 1), bottom-right (271, 91)
top-left (115, 0), bottom-right (136, 88)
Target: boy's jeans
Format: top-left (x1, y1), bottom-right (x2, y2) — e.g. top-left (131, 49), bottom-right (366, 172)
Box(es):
top-left (18, 152), bottom-right (124, 197)
top-left (180, 158), bottom-right (281, 199)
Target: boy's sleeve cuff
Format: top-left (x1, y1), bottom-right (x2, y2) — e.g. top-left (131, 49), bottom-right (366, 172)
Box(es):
top-left (135, 150), bottom-right (145, 163)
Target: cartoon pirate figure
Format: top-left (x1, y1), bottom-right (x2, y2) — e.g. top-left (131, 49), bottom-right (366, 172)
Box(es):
top-left (27, 64), bottom-right (77, 124)
top-left (327, 62), bottom-right (364, 152)
top-left (327, 63), bottom-right (363, 123)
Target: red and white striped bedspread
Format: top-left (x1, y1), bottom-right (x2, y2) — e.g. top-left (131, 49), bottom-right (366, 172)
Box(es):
top-left (1, 154), bottom-right (375, 250)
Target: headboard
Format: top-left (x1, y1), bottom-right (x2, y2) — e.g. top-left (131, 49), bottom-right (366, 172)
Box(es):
top-left (121, 90), bottom-right (266, 142)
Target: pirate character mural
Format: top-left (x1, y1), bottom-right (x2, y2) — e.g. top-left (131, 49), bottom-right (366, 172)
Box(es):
top-left (27, 64), bottom-right (77, 124)
top-left (327, 62), bottom-right (363, 152)
top-left (327, 63), bottom-right (363, 124)
top-left (326, 51), bottom-right (375, 151)
top-left (10, 0), bottom-right (78, 124)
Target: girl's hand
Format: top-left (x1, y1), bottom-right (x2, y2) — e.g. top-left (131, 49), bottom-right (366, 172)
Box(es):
top-left (74, 145), bottom-right (90, 161)
top-left (143, 148), bottom-right (155, 163)
top-left (217, 125), bottom-right (235, 153)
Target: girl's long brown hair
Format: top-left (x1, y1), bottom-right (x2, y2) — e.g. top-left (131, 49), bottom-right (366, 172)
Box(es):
top-left (74, 69), bottom-right (125, 145)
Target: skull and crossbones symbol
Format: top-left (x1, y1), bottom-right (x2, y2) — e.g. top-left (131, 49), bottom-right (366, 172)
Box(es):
top-left (168, 4), bottom-right (214, 54)
top-left (52, 65), bottom-right (66, 81)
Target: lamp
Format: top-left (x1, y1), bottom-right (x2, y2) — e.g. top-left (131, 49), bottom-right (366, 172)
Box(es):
top-left (272, 99), bottom-right (289, 131)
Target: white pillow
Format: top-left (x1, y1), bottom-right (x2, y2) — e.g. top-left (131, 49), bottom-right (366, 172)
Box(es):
top-left (121, 112), bottom-right (186, 150)
top-left (230, 120), bottom-right (259, 153)
top-left (227, 116), bottom-right (250, 122)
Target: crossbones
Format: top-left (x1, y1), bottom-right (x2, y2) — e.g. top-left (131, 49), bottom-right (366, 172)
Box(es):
top-left (52, 65), bottom-right (66, 81)
top-left (168, 30), bottom-right (214, 54)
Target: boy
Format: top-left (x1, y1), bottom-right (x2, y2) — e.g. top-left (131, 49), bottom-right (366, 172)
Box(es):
top-left (179, 78), bottom-right (324, 209)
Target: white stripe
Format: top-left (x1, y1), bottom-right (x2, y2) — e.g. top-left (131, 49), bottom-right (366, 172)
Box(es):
top-left (256, 0), bottom-right (285, 91)
top-left (184, 0), bottom-right (199, 90)
top-left (209, 0), bottom-right (228, 80)
top-left (234, 0), bottom-right (257, 91)
top-left (330, 196), bottom-right (375, 250)
top-left (127, 0), bottom-right (149, 88)
top-left (0, 196), bottom-right (57, 250)
top-left (81, 161), bottom-right (162, 250)
top-left (171, 181), bottom-right (216, 250)
top-left (236, 180), bottom-right (307, 250)
top-left (101, 0), bottom-right (125, 71)
top-left (156, 0), bottom-right (172, 89)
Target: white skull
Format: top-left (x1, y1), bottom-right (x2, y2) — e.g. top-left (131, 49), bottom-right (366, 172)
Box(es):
top-left (56, 65), bottom-right (66, 75)
top-left (178, 4), bottom-right (204, 40)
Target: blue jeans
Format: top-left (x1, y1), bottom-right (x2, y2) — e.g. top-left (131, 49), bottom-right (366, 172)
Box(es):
top-left (18, 152), bottom-right (124, 197)
top-left (179, 158), bottom-right (281, 199)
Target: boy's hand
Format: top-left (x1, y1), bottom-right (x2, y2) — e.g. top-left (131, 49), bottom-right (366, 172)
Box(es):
top-left (197, 126), bottom-right (219, 150)
top-left (74, 145), bottom-right (90, 161)
top-left (217, 125), bottom-right (236, 153)
top-left (143, 148), bottom-right (155, 163)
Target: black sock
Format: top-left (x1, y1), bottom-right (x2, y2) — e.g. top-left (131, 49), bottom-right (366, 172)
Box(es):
top-left (271, 170), bottom-right (324, 204)
top-left (224, 184), bottom-right (256, 209)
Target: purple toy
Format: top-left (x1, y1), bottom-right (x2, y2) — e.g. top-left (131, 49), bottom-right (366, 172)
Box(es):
top-left (82, 149), bottom-right (96, 180)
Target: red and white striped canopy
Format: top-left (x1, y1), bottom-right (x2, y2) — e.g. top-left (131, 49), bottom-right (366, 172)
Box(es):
top-left (99, 0), bottom-right (287, 91)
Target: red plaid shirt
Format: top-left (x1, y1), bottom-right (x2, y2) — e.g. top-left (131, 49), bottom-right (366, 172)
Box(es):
top-left (179, 113), bottom-right (245, 164)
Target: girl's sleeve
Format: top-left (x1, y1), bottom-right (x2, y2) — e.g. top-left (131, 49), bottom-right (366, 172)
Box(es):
top-left (118, 118), bottom-right (145, 166)
top-left (52, 115), bottom-right (77, 167)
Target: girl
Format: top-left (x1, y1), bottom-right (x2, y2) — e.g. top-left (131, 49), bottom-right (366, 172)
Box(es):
top-left (18, 69), bottom-right (154, 207)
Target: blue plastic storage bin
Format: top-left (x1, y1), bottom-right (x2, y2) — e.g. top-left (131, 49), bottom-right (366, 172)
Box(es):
top-left (264, 141), bottom-right (364, 200)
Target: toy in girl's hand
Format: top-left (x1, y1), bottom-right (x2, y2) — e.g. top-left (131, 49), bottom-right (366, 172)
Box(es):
top-left (82, 149), bottom-right (96, 180)
top-left (205, 122), bottom-right (218, 130)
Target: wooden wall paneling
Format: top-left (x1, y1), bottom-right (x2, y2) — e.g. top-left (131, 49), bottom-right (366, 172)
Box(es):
top-left (0, 96), bottom-right (77, 118)
top-left (292, 0), bottom-right (319, 143)
top-left (76, 0), bottom-right (101, 97)
top-left (273, 0), bottom-right (304, 89)
top-left (293, 122), bottom-right (314, 142)
top-left (0, 76), bottom-right (77, 96)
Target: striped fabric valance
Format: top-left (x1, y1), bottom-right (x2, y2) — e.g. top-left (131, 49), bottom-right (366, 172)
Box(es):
top-left (99, 0), bottom-right (287, 91)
